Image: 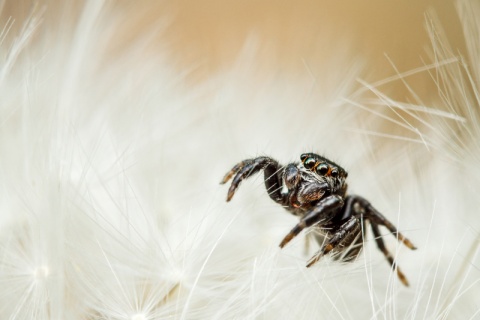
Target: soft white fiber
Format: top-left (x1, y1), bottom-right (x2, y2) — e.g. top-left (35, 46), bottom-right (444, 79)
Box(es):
top-left (0, 1), bottom-right (479, 319)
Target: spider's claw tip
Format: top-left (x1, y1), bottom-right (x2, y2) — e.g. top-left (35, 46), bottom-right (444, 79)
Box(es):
top-left (306, 249), bottom-right (327, 268)
top-left (403, 239), bottom-right (417, 250)
top-left (220, 175), bottom-right (230, 185)
top-left (279, 234), bottom-right (294, 248)
top-left (306, 257), bottom-right (319, 268)
top-left (226, 190), bottom-right (235, 202)
top-left (220, 170), bottom-right (236, 185)
top-left (397, 269), bottom-right (410, 287)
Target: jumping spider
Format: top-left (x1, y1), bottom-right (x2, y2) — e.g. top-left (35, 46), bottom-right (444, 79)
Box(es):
top-left (221, 153), bottom-right (416, 286)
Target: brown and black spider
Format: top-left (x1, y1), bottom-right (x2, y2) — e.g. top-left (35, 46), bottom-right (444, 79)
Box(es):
top-left (221, 153), bottom-right (416, 286)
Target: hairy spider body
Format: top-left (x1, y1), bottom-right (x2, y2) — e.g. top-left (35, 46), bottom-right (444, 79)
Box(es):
top-left (221, 153), bottom-right (416, 286)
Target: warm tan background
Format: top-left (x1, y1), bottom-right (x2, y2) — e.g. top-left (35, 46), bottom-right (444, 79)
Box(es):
top-left (162, 0), bottom-right (464, 78)
top-left (121, 0), bottom-right (463, 98)
top-left (3, 0), bottom-right (464, 90)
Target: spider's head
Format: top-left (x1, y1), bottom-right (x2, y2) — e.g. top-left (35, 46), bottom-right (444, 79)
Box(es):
top-left (283, 153), bottom-right (348, 208)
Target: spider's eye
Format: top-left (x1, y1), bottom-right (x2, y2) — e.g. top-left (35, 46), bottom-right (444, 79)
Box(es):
top-left (303, 157), bottom-right (316, 170)
top-left (331, 168), bottom-right (338, 177)
top-left (316, 163), bottom-right (329, 175)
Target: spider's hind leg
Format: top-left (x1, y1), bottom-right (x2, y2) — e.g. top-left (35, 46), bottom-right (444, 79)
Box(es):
top-left (361, 199), bottom-right (417, 251)
top-left (313, 195), bottom-right (365, 263)
top-left (312, 222), bottom-right (365, 263)
top-left (351, 195), bottom-right (416, 286)
top-left (336, 220), bottom-right (365, 262)
top-left (370, 222), bottom-right (410, 286)
top-left (306, 216), bottom-right (361, 267)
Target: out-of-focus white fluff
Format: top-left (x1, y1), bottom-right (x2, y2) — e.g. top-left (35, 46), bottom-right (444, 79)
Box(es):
top-left (0, 0), bottom-right (479, 319)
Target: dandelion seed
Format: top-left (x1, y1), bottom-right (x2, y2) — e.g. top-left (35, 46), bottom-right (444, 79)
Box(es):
top-left (32, 266), bottom-right (49, 281)
top-left (131, 313), bottom-right (147, 320)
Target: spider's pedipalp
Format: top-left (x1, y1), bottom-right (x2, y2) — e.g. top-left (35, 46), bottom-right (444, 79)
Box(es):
top-left (221, 156), bottom-right (283, 203)
top-left (220, 162), bottom-right (245, 185)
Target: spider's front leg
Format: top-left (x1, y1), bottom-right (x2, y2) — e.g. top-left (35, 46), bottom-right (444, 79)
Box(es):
top-left (279, 195), bottom-right (344, 248)
top-left (220, 156), bottom-right (284, 203)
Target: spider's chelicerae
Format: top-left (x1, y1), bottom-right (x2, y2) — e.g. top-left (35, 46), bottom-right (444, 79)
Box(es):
top-left (221, 153), bottom-right (416, 286)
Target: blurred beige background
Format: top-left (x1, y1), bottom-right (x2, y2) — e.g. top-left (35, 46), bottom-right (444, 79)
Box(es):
top-left (1, 0), bottom-right (466, 148)
top-left (3, 0), bottom-right (464, 88)
top-left (119, 0), bottom-right (463, 98)
top-left (163, 0), bottom-right (463, 78)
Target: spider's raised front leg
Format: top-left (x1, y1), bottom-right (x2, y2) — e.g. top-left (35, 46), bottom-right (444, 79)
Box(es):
top-left (220, 156), bottom-right (284, 203)
top-left (279, 195), bottom-right (344, 248)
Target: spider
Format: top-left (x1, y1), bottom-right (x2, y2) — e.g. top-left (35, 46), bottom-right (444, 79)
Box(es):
top-left (221, 153), bottom-right (416, 286)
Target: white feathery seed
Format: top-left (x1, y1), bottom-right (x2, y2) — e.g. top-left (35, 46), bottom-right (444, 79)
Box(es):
top-left (0, 0), bottom-right (479, 319)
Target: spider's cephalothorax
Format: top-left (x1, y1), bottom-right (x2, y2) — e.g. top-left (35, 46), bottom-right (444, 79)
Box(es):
top-left (221, 153), bottom-right (416, 286)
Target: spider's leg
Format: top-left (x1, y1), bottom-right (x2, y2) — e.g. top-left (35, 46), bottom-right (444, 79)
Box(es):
top-left (220, 161), bottom-right (245, 184)
top-left (279, 195), bottom-right (344, 248)
top-left (306, 216), bottom-right (359, 267)
top-left (221, 157), bottom-right (281, 202)
top-left (337, 224), bottom-right (364, 262)
top-left (348, 195), bottom-right (416, 250)
top-left (263, 160), bottom-right (284, 203)
top-left (324, 196), bottom-right (365, 262)
top-left (370, 222), bottom-right (410, 287)
top-left (364, 201), bottom-right (417, 250)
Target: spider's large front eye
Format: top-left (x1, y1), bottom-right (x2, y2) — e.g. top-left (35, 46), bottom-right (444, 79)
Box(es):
top-left (316, 163), bottom-right (329, 175)
top-left (303, 157), bottom-right (316, 170)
